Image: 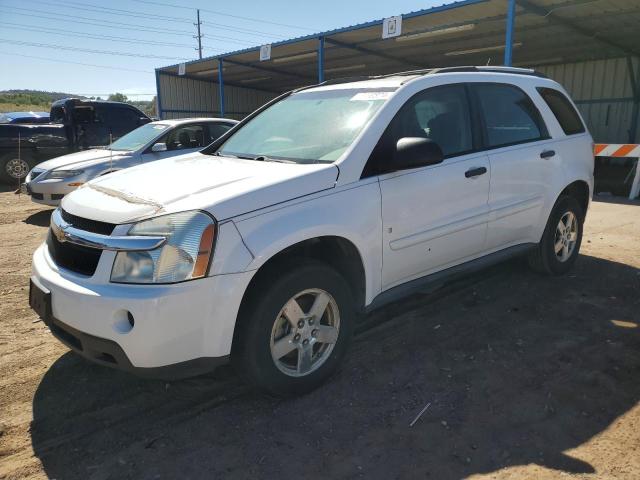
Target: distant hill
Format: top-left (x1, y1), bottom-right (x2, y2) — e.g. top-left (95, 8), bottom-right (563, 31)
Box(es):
top-left (0, 90), bottom-right (156, 117)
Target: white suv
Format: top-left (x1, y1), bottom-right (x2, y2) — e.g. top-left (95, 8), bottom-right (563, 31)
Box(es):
top-left (29, 67), bottom-right (594, 396)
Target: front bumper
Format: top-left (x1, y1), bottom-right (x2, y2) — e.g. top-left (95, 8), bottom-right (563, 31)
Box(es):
top-left (31, 243), bottom-right (254, 378)
top-left (25, 179), bottom-right (80, 206)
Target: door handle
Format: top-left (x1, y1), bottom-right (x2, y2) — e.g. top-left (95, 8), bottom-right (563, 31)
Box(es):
top-left (465, 166), bottom-right (487, 178)
top-left (540, 150), bottom-right (556, 159)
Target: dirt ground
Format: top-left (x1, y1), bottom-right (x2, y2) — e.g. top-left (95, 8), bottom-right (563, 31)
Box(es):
top-left (0, 187), bottom-right (638, 480)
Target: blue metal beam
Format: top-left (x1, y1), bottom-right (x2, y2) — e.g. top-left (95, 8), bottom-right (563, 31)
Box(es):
top-left (154, 69), bottom-right (163, 119)
top-left (318, 36), bottom-right (325, 83)
top-left (628, 56), bottom-right (640, 143)
top-left (504, 0), bottom-right (516, 66)
top-left (218, 58), bottom-right (225, 118)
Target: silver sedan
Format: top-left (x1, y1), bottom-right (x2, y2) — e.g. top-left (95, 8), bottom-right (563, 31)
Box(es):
top-left (24, 117), bottom-right (237, 206)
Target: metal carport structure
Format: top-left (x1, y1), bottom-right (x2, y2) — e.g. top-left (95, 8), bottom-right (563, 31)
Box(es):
top-left (156, 0), bottom-right (640, 143)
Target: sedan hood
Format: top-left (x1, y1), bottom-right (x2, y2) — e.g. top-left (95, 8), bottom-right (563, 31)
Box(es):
top-left (35, 149), bottom-right (132, 172)
top-left (62, 153), bottom-right (339, 224)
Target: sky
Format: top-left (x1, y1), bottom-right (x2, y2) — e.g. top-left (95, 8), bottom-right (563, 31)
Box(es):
top-left (0, 0), bottom-right (447, 100)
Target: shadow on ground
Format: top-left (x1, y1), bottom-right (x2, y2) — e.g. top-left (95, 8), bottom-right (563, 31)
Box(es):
top-left (593, 194), bottom-right (640, 206)
top-left (24, 209), bottom-right (54, 227)
top-left (31, 254), bottom-right (640, 479)
top-left (0, 184), bottom-right (20, 194)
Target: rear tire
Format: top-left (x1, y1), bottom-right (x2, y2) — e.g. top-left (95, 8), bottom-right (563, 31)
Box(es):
top-left (528, 195), bottom-right (584, 275)
top-left (232, 260), bottom-right (355, 397)
top-left (0, 154), bottom-right (32, 184)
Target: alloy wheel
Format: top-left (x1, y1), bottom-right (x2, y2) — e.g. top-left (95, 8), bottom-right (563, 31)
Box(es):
top-left (554, 211), bottom-right (578, 262)
top-left (269, 288), bottom-right (340, 377)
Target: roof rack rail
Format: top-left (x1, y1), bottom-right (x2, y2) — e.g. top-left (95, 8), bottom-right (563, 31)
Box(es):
top-left (299, 66), bottom-right (549, 92)
top-left (429, 66), bottom-right (548, 78)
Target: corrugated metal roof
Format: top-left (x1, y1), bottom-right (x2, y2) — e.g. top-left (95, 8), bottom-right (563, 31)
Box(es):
top-left (158, 0), bottom-right (640, 93)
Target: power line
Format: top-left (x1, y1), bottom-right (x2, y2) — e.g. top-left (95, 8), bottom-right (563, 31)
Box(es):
top-left (8, 0), bottom-right (291, 41)
top-left (3, 7), bottom-right (195, 36)
top-left (130, 0), bottom-right (318, 32)
top-left (49, 0), bottom-right (291, 38)
top-left (200, 25), bottom-right (289, 40)
top-left (62, 0), bottom-right (293, 39)
top-left (0, 39), bottom-right (190, 60)
top-left (0, 51), bottom-right (154, 74)
top-left (4, 7), bottom-right (269, 47)
top-left (57, 1), bottom-right (191, 23)
top-left (1, 23), bottom-right (223, 51)
top-left (25, 0), bottom-right (194, 24)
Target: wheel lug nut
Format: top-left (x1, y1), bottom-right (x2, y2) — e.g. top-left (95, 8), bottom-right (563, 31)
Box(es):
top-left (302, 339), bottom-right (309, 345)
top-left (294, 334), bottom-right (301, 341)
top-left (297, 320), bottom-right (305, 328)
top-left (312, 329), bottom-right (318, 337)
top-left (309, 318), bottom-right (314, 325)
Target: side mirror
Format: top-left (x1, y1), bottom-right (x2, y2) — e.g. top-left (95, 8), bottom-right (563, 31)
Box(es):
top-left (394, 137), bottom-right (444, 170)
top-left (138, 117), bottom-right (151, 126)
top-left (151, 142), bottom-right (167, 152)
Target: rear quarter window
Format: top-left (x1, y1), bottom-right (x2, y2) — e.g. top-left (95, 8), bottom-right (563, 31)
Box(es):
top-left (473, 83), bottom-right (548, 149)
top-left (537, 87), bottom-right (585, 135)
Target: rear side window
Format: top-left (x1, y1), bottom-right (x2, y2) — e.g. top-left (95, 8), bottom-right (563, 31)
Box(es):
top-left (473, 83), bottom-right (548, 148)
top-left (537, 87), bottom-right (585, 135)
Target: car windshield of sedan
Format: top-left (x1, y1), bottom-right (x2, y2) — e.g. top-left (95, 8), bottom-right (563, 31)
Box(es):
top-left (217, 88), bottom-right (394, 163)
top-left (109, 123), bottom-right (169, 151)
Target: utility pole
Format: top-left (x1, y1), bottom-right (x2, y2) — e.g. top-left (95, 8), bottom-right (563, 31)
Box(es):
top-left (194, 9), bottom-right (203, 59)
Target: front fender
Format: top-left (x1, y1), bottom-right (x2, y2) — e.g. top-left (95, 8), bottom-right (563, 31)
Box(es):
top-left (233, 180), bottom-right (383, 305)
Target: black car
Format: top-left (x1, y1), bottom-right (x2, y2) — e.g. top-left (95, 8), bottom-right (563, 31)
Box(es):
top-left (0, 98), bottom-right (151, 183)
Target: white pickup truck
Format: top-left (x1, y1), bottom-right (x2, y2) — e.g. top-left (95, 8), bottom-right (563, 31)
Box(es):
top-left (29, 67), bottom-right (594, 396)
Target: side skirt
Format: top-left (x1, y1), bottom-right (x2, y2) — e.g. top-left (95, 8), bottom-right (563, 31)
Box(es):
top-left (365, 243), bottom-right (536, 313)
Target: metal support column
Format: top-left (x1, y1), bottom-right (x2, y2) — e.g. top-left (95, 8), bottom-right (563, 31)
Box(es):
top-left (318, 36), bottom-right (325, 83)
top-left (504, 0), bottom-right (516, 66)
top-left (627, 56), bottom-right (640, 143)
top-left (218, 58), bottom-right (225, 118)
top-left (155, 69), bottom-right (163, 119)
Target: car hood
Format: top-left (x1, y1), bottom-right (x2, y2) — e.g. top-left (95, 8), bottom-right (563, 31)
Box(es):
top-left (61, 153), bottom-right (339, 224)
top-left (35, 149), bottom-right (132, 172)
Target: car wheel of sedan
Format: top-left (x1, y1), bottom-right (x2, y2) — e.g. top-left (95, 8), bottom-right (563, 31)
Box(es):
top-left (528, 195), bottom-right (584, 275)
top-left (233, 260), bottom-right (355, 396)
top-left (1, 156), bottom-right (31, 183)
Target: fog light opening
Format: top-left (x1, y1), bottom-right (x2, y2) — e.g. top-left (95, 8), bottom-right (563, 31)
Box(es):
top-left (113, 309), bottom-right (135, 334)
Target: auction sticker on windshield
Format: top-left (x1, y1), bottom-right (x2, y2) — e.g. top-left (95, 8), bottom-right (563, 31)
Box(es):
top-left (350, 91), bottom-right (393, 101)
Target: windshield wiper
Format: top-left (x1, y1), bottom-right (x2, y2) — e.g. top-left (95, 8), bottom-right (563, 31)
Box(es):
top-left (213, 151), bottom-right (254, 160)
top-left (254, 155), bottom-right (296, 164)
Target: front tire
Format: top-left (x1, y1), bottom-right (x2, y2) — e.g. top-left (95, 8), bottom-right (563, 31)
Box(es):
top-left (528, 195), bottom-right (584, 275)
top-left (233, 261), bottom-right (355, 396)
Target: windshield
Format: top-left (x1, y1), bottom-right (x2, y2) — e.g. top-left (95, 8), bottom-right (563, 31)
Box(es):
top-left (109, 123), bottom-right (169, 151)
top-left (217, 88), bottom-right (393, 163)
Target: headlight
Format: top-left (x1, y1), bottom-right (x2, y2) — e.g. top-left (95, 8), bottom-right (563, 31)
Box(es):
top-left (46, 169), bottom-right (84, 179)
top-left (110, 211), bottom-right (216, 284)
